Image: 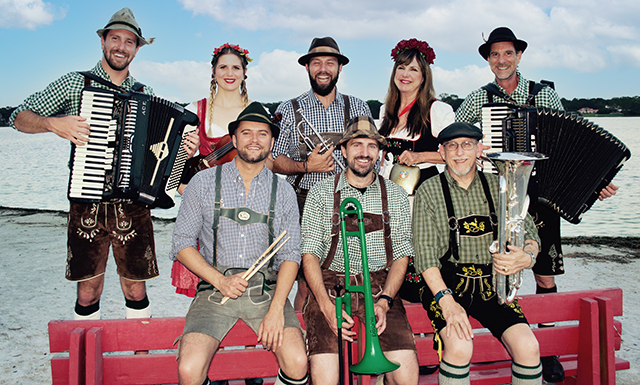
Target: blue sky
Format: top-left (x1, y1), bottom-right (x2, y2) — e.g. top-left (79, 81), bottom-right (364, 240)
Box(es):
top-left (2, 0), bottom-right (640, 108)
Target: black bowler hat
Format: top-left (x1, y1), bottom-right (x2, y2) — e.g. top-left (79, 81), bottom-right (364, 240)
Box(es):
top-left (478, 27), bottom-right (527, 60)
top-left (228, 102), bottom-right (280, 139)
top-left (437, 122), bottom-right (483, 144)
top-left (298, 37), bottom-right (349, 66)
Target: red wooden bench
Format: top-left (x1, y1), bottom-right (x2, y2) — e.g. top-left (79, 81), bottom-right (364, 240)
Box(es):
top-left (48, 287), bottom-right (629, 384)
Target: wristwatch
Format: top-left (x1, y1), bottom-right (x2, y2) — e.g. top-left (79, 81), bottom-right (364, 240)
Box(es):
top-left (525, 250), bottom-right (537, 269)
top-left (435, 288), bottom-right (453, 305)
top-left (379, 294), bottom-right (393, 309)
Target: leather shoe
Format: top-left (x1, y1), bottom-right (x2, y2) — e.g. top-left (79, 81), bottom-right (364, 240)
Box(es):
top-left (419, 365), bottom-right (439, 375)
top-left (245, 379), bottom-right (263, 385)
top-left (210, 381), bottom-right (228, 385)
top-left (541, 355), bottom-right (565, 382)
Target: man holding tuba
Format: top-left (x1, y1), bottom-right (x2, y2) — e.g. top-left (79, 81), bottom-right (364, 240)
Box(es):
top-left (301, 116), bottom-right (419, 385)
top-left (412, 122), bottom-right (542, 385)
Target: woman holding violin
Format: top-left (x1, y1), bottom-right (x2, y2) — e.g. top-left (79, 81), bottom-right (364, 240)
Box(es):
top-left (171, 43), bottom-right (253, 298)
top-left (379, 39), bottom-right (454, 192)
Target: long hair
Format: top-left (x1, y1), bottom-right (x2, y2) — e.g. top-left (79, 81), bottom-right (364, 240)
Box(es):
top-left (379, 49), bottom-right (436, 138)
top-left (207, 46), bottom-right (250, 126)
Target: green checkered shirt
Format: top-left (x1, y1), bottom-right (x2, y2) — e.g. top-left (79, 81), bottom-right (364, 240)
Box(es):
top-left (301, 173), bottom-right (413, 274)
top-left (455, 72), bottom-right (564, 124)
top-left (412, 169), bottom-right (540, 274)
top-left (9, 62), bottom-right (154, 128)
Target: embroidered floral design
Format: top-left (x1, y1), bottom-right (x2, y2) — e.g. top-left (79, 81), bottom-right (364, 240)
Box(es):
top-left (112, 230), bottom-right (137, 245)
top-left (463, 218), bottom-right (485, 234)
top-left (76, 228), bottom-right (100, 242)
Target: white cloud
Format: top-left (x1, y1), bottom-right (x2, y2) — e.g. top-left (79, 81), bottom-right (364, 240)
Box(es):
top-left (130, 60), bottom-right (210, 103)
top-left (178, 0), bottom-right (640, 71)
top-left (0, 0), bottom-right (62, 30)
top-left (246, 49), bottom-right (309, 103)
top-left (433, 65), bottom-right (494, 98)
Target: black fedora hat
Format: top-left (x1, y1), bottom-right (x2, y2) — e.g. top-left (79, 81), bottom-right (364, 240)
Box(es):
top-left (298, 37), bottom-right (349, 66)
top-left (228, 102), bottom-right (280, 139)
top-left (478, 27), bottom-right (527, 60)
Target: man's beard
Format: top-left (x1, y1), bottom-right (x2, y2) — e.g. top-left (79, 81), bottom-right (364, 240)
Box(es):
top-left (237, 146), bottom-right (269, 164)
top-left (103, 49), bottom-right (132, 71)
top-left (347, 156), bottom-right (375, 178)
top-left (309, 71), bottom-right (339, 97)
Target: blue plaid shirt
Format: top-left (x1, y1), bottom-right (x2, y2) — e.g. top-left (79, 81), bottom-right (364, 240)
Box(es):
top-left (171, 160), bottom-right (301, 270)
top-left (272, 88), bottom-right (371, 190)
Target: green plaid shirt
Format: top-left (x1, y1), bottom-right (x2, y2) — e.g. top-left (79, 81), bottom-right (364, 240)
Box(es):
top-left (9, 62), bottom-right (153, 128)
top-left (412, 169), bottom-right (540, 273)
top-left (301, 173), bottom-right (413, 274)
top-left (455, 72), bottom-right (564, 124)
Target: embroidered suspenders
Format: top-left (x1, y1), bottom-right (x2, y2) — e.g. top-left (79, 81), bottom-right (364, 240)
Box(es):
top-left (438, 172), bottom-right (498, 264)
top-left (322, 174), bottom-right (393, 270)
top-left (211, 165), bottom-right (278, 267)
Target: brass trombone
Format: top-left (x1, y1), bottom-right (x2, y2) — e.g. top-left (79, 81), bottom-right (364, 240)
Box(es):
top-left (335, 197), bottom-right (400, 384)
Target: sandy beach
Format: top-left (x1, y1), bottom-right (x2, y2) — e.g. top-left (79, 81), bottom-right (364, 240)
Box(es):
top-left (1, 207), bottom-right (638, 384)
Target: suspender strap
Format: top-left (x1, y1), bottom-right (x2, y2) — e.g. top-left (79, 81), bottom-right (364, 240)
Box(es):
top-left (438, 173), bottom-right (459, 262)
top-left (212, 165), bottom-right (223, 266)
top-left (291, 98), bottom-right (305, 191)
top-left (483, 81), bottom-right (547, 107)
top-left (323, 174), bottom-right (393, 270)
top-left (267, 173), bottom-right (278, 246)
top-left (477, 172), bottom-right (498, 241)
top-left (438, 171), bottom-right (499, 264)
top-left (342, 94), bottom-right (351, 127)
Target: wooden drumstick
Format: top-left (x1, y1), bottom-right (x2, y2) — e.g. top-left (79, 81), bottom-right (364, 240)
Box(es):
top-left (219, 233), bottom-right (289, 305)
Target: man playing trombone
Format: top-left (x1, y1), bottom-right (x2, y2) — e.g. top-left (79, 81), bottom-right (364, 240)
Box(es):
top-left (301, 116), bottom-right (419, 385)
top-left (412, 122), bottom-right (542, 385)
top-left (171, 102), bottom-right (308, 385)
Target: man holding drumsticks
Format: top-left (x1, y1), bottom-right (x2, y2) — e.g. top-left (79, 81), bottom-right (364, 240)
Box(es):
top-left (171, 102), bottom-right (308, 385)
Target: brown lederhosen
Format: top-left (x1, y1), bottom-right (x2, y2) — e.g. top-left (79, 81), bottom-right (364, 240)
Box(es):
top-left (303, 174), bottom-right (416, 355)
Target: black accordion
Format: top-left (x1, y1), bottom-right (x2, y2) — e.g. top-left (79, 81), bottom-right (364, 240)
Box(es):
top-left (68, 87), bottom-right (199, 209)
top-left (481, 103), bottom-right (631, 224)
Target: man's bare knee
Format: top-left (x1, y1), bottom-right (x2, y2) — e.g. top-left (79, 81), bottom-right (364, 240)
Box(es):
top-left (120, 277), bottom-right (147, 301)
top-left (178, 333), bottom-right (219, 385)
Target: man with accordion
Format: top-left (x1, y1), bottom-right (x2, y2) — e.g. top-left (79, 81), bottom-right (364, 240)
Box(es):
top-left (455, 27), bottom-right (618, 382)
top-left (9, 8), bottom-right (198, 321)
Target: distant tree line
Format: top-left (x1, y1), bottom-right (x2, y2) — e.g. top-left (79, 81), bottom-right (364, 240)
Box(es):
top-left (4, 95), bottom-right (640, 128)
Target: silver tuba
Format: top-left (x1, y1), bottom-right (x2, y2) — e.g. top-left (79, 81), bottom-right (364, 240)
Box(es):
top-left (487, 152), bottom-right (546, 305)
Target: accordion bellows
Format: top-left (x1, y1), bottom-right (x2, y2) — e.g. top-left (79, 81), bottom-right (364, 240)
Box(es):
top-left (482, 104), bottom-right (631, 224)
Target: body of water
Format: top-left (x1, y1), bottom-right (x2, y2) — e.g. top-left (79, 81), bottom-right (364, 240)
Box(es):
top-left (1, 116), bottom-right (638, 236)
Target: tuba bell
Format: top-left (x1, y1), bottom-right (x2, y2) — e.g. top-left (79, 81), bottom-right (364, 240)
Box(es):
top-left (487, 152), bottom-right (546, 305)
top-left (334, 197), bottom-right (400, 383)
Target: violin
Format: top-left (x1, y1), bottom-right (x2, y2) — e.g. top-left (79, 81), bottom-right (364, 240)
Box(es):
top-left (189, 134), bottom-right (237, 173)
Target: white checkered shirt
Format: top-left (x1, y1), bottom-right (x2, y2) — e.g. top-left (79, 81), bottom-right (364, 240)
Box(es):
top-left (272, 89), bottom-right (372, 190)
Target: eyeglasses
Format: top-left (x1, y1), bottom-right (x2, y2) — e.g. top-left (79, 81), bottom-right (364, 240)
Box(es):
top-left (443, 140), bottom-right (477, 152)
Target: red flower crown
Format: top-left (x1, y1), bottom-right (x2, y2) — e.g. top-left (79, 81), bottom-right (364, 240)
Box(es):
top-left (213, 43), bottom-right (253, 63)
top-left (391, 38), bottom-right (435, 65)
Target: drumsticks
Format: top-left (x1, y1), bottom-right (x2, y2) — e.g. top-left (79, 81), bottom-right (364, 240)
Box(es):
top-left (220, 231), bottom-right (291, 305)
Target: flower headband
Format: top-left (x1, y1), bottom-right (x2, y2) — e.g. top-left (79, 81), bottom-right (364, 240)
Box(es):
top-left (213, 43), bottom-right (253, 63)
top-left (391, 38), bottom-right (435, 65)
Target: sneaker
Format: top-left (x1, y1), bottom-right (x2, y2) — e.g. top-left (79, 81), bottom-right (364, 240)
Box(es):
top-left (541, 355), bottom-right (565, 383)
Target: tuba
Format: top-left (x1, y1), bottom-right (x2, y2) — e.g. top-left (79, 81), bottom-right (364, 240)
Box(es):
top-left (334, 197), bottom-right (400, 384)
top-left (487, 152), bottom-right (546, 305)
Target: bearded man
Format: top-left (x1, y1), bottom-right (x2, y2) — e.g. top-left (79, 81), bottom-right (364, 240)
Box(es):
top-left (272, 36), bottom-right (372, 310)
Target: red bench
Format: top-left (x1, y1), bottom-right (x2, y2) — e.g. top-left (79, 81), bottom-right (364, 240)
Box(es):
top-left (49, 287), bottom-right (629, 384)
